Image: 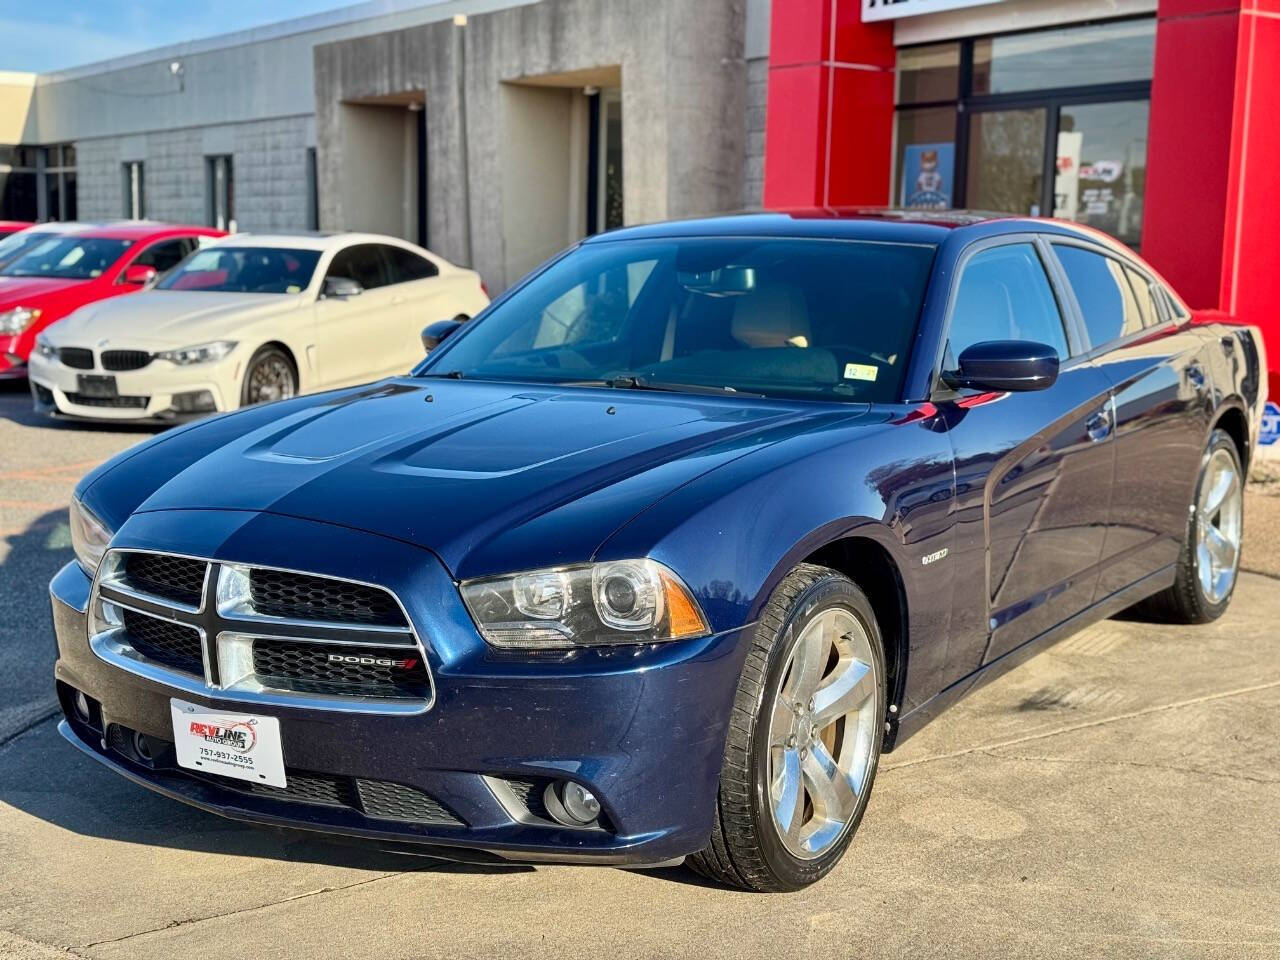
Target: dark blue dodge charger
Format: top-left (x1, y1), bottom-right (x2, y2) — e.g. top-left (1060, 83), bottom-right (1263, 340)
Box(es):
top-left (52, 212), bottom-right (1265, 891)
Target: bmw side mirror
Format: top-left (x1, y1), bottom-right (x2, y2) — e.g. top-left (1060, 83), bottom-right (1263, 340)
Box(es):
top-left (322, 276), bottom-right (363, 299)
top-left (421, 318), bottom-right (465, 353)
top-left (943, 340), bottom-right (1059, 393)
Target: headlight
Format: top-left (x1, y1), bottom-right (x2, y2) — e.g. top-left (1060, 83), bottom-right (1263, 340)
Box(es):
top-left (460, 559), bottom-right (709, 649)
top-left (156, 340), bottom-right (237, 366)
top-left (34, 334), bottom-right (57, 360)
top-left (69, 498), bottom-right (114, 577)
top-left (0, 306), bottom-right (41, 335)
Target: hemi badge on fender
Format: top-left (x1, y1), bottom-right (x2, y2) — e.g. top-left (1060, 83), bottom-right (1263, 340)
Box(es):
top-left (921, 548), bottom-right (949, 566)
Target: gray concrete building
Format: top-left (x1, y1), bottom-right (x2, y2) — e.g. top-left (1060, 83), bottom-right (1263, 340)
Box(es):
top-left (0, 0), bottom-right (772, 292)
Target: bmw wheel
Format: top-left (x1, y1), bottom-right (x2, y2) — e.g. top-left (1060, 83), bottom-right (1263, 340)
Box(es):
top-left (240, 346), bottom-right (298, 408)
top-left (688, 563), bottom-right (886, 892)
top-left (1137, 428), bottom-right (1244, 623)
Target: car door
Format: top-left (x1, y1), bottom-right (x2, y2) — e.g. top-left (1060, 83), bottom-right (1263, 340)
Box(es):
top-left (937, 237), bottom-right (1116, 680)
top-left (312, 243), bottom-right (398, 387)
top-left (1048, 241), bottom-right (1214, 599)
top-left (377, 243), bottom-right (447, 370)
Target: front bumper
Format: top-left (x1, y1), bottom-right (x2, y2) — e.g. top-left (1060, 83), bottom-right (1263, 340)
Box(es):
top-left (51, 510), bottom-right (751, 865)
top-left (28, 351), bottom-right (234, 423)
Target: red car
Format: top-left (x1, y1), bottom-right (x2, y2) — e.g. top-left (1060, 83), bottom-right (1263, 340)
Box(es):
top-left (0, 220), bottom-right (33, 238)
top-left (0, 223), bottom-right (224, 379)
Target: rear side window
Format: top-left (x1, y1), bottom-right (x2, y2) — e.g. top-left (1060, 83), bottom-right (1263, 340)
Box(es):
top-left (1124, 266), bottom-right (1161, 328)
top-left (381, 245), bottom-right (439, 284)
top-left (1053, 244), bottom-right (1143, 347)
top-left (327, 244), bottom-right (389, 290)
top-left (132, 238), bottom-right (190, 275)
top-left (948, 242), bottom-right (1069, 361)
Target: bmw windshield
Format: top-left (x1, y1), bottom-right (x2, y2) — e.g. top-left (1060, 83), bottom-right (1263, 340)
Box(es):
top-left (420, 237), bottom-right (936, 403)
top-left (157, 247), bottom-right (322, 294)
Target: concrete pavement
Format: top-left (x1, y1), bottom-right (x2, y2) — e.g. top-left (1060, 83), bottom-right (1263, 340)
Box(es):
top-left (1, 380), bottom-right (1278, 959)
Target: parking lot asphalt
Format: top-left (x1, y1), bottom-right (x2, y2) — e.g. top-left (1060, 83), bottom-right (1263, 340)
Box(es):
top-left (1, 378), bottom-right (1278, 960)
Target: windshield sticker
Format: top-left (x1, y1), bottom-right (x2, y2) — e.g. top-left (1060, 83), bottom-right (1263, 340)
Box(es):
top-left (844, 363), bottom-right (879, 382)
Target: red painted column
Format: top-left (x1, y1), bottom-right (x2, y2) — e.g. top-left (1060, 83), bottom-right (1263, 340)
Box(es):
top-left (762, 0), bottom-right (896, 210)
top-left (1144, 0), bottom-right (1280, 397)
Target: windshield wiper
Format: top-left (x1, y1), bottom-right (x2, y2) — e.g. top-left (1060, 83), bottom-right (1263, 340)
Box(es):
top-left (565, 376), bottom-right (763, 398)
top-left (418, 370), bottom-right (466, 379)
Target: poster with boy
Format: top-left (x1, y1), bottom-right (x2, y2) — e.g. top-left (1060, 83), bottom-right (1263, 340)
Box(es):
top-left (902, 143), bottom-right (954, 209)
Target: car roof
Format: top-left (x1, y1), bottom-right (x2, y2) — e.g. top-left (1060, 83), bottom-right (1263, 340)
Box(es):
top-left (201, 232), bottom-right (424, 252)
top-left (69, 221), bottom-right (224, 241)
top-left (583, 208), bottom-right (1119, 249)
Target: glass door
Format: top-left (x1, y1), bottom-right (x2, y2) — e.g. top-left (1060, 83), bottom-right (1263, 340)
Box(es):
top-left (965, 107), bottom-right (1048, 216)
top-left (1053, 100), bottom-right (1149, 247)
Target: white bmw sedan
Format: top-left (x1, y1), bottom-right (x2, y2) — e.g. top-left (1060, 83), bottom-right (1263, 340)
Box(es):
top-left (28, 232), bottom-right (489, 422)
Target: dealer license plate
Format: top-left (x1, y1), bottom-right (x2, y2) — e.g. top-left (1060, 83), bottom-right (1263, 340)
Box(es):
top-left (170, 698), bottom-right (286, 788)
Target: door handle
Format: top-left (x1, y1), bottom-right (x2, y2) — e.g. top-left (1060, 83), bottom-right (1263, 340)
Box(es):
top-left (1086, 407), bottom-right (1113, 442)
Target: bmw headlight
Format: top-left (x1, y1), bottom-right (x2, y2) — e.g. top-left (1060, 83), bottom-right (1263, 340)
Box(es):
top-left (69, 498), bottom-right (114, 577)
top-left (34, 334), bottom-right (57, 360)
top-left (156, 340), bottom-right (237, 366)
top-left (0, 306), bottom-right (41, 336)
top-left (460, 559), bottom-right (710, 649)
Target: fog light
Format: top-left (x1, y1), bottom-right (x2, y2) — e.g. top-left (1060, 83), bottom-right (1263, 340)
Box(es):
top-left (132, 731), bottom-right (154, 762)
top-left (171, 389), bottom-right (217, 413)
top-left (73, 690), bottom-right (91, 723)
top-left (544, 779), bottom-right (601, 826)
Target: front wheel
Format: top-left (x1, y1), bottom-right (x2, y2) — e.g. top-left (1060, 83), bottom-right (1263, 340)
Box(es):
top-left (688, 563), bottom-right (886, 892)
top-left (240, 346), bottom-right (298, 408)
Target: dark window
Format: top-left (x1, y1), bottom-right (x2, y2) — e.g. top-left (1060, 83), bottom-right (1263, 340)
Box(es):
top-left (1053, 244), bottom-right (1143, 347)
top-left (123, 161), bottom-right (145, 219)
top-left (158, 246), bottom-right (322, 294)
top-left (972, 19), bottom-right (1155, 96)
top-left (306, 147), bottom-right (319, 231)
top-left (1, 236), bottom-right (133, 280)
top-left (381, 244), bottom-right (438, 284)
top-left (327, 244), bottom-right (389, 291)
top-left (1124, 265), bottom-right (1161, 328)
top-left (132, 238), bottom-right (190, 275)
top-left (0, 171), bottom-right (38, 221)
top-left (948, 243), bottom-right (1069, 362)
top-left (206, 155), bottom-right (234, 231)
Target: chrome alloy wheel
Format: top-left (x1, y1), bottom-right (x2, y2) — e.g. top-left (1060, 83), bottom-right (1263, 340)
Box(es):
top-left (767, 607), bottom-right (881, 860)
top-left (246, 355), bottom-right (296, 405)
top-left (1196, 446), bottom-right (1243, 604)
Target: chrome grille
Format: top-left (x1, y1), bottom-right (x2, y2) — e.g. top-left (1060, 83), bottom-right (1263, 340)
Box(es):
top-left (90, 550), bottom-right (433, 713)
top-left (102, 350), bottom-right (153, 372)
top-left (121, 609), bottom-right (203, 676)
top-left (248, 569), bottom-right (407, 626)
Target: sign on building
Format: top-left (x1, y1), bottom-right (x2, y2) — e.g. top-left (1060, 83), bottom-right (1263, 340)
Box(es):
top-left (863, 0), bottom-right (1010, 22)
top-left (1261, 401), bottom-right (1280, 447)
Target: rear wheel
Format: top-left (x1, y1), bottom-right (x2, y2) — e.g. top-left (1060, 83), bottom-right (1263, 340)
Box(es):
top-left (1134, 428), bottom-right (1243, 623)
top-left (687, 563), bottom-right (886, 892)
top-left (240, 346), bottom-right (297, 408)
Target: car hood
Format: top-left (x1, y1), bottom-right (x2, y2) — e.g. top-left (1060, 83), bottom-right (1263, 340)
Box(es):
top-left (0, 275), bottom-right (86, 305)
top-left (100, 379), bottom-right (866, 578)
top-left (49, 290), bottom-right (298, 347)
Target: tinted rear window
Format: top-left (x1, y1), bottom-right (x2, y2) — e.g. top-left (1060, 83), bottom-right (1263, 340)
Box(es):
top-left (1053, 244), bottom-right (1143, 347)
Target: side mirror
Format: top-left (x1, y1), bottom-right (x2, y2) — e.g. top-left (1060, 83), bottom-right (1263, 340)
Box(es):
top-left (943, 340), bottom-right (1059, 393)
top-left (122, 264), bottom-right (157, 286)
top-left (421, 317), bottom-right (465, 353)
top-left (323, 276), bottom-right (363, 299)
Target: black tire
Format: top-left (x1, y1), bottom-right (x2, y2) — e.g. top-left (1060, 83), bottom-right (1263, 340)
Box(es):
top-left (1131, 428), bottom-right (1243, 624)
top-left (239, 345), bottom-right (298, 408)
top-left (687, 563), bottom-right (886, 892)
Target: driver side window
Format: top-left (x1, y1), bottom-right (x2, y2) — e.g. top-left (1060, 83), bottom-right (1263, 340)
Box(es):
top-left (948, 243), bottom-right (1069, 365)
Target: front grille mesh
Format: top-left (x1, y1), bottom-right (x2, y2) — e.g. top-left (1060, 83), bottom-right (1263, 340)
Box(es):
top-left (123, 553), bottom-right (206, 607)
top-left (248, 569), bottom-right (406, 626)
top-left (65, 393), bottom-right (149, 409)
top-left (356, 779), bottom-right (462, 824)
top-left (122, 608), bottom-right (203, 676)
top-left (102, 350), bottom-right (153, 372)
top-left (251, 639), bottom-right (428, 697)
top-left (59, 347), bottom-right (94, 369)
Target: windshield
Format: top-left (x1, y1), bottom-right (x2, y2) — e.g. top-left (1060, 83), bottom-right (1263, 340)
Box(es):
top-left (1, 236), bottom-right (133, 279)
top-left (157, 247), bottom-right (322, 294)
top-left (420, 237), bottom-right (936, 403)
top-left (0, 230), bottom-right (56, 267)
